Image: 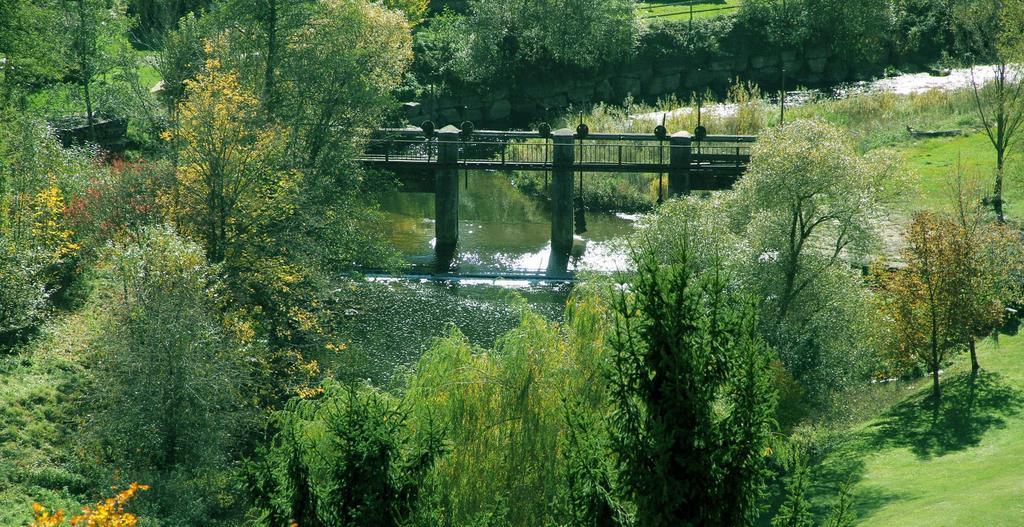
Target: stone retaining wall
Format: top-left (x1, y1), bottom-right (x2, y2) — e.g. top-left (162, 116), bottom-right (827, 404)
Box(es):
top-left (403, 46), bottom-right (847, 127)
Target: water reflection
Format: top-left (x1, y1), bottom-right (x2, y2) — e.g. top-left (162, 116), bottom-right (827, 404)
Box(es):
top-left (378, 170), bottom-right (636, 274)
top-left (329, 170), bottom-right (646, 382)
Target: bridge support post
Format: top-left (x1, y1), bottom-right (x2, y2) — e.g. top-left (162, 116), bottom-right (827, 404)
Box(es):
top-left (435, 125), bottom-right (461, 262)
top-left (551, 129), bottom-right (575, 258)
top-left (669, 131), bottom-right (693, 197)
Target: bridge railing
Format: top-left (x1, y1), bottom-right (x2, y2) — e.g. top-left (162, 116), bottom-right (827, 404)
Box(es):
top-left (362, 128), bottom-right (754, 170)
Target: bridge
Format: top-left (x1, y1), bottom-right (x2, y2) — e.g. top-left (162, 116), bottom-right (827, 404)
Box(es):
top-left (359, 124), bottom-right (755, 273)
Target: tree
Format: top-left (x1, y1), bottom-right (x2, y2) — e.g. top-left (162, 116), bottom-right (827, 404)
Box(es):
top-left (876, 212), bottom-right (963, 399)
top-left (959, 0), bottom-right (1024, 222)
top-left (382, 0), bottom-right (429, 25)
top-left (733, 119), bottom-right (899, 322)
top-left (609, 244), bottom-right (776, 526)
top-left (162, 46), bottom-right (294, 264)
top-left (947, 174), bottom-right (1023, 371)
top-left (402, 302), bottom-right (626, 526)
top-left (88, 226), bottom-right (252, 524)
top-left (62, 0), bottom-right (132, 137)
top-left (771, 453), bottom-right (813, 527)
top-left (0, 0), bottom-right (63, 108)
top-left (427, 0), bottom-right (638, 86)
top-left (274, 0), bottom-right (412, 175)
top-left (246, 381), bottom-right (443, 527)
top-left (213, 0), bottom-right (315, 114)
top-left (126, 0), bottom-right (210, 47)
top-left (729, 118), bottom-right (901, 401)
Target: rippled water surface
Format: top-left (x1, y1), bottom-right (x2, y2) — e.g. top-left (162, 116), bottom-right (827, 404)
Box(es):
top-left (333, 171), bottom-right (646, 382)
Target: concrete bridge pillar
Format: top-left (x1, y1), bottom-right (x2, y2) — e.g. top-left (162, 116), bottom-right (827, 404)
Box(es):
top-left (669, 131), bottom-right (693, 197)
top-left (435, 126), bottom-right (460, 260)
top-left (551, 129), bottom-right (575, 257)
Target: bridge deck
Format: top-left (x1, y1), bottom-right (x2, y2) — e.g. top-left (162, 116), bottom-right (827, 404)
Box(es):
top-left (358, 157), bottom-right (749, 175)
top-left (358, 127), bottom-right (755, 175)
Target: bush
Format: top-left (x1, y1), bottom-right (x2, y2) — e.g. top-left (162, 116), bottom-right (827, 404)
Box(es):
top-left (609, 248), bottom-right (777, 526)
top-left (84, 225), bottom-right (253, 525)
top-left (0, 117), bottom-right (95, 343)
top-left (247, 381), bottom-right (444, 527)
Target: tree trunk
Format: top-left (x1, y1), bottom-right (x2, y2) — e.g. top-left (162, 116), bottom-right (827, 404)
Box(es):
top-left (994, 149), bottom-right (1005, 223)
top-left (970, 336), bottom-right (980, 372)
top-left (263, 0), bottom-right (278, 112)
top-left (84, 78), bottom-right (96, 141)
top-left (931, 332), bottom-right (941, 400)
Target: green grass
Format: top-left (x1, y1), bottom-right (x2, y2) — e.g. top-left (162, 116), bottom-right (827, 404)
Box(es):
top-left (896, 133), bottom-right (1024, 217)
top-left (639, 0), bottom-right (742, 21)
top-left (0, 310), bottom-right (97, 525)
top-left (803, 332), bottom-right (1024, 526)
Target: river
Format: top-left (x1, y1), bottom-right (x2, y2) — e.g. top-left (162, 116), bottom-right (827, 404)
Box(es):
top-left (336, 65), bottom-right (1009, 383)
top-left (334, 171), bottom-right (648, 384)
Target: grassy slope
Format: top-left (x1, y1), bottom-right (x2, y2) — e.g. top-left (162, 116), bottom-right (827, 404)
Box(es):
top-left (0, 311), bottom-right (95, 526)
top-left (809, 334), bottom-right (1024, 526)
top-left (898, 133), bottom-right (1024, 216)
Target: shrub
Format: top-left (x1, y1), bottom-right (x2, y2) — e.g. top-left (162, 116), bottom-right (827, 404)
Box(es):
top-left (85, 225), bottom-right (253, 525)
top-left (609, 247), bottom-right (777, 526)
top-left (246, 381), bottom-right (444, 527)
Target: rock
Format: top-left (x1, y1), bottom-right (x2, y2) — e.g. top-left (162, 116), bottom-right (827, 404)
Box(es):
top-left (751, 55), bottom-right (779, 69)
top-left (612, 76), bottom-right (641, 97)
top-left (542, 93), bottom-right (568, 110)
top-left (595, 79), bottom-right (613, 100)
top-left (488, 98), bottom-right (512, 120)
top-left (568, 86), bottom-right (594, 104)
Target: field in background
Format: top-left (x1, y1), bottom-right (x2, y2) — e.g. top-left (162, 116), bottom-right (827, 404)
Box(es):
top-left (639, 0), bottom-right (742, 22)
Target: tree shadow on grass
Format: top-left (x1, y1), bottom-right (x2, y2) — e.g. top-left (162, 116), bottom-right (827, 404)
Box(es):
top-left (803, 429), bottom-right (907, 521)
top-left (865, 370), bottom-right (1024, 460)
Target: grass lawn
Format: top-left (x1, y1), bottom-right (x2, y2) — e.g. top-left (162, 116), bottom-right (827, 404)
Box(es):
top-left (638, 0), bottom-right (742, 21)
top-left (806, 332), bottom-right (1024, 526)
top-left (895, 133), bottom-right (1024, 217)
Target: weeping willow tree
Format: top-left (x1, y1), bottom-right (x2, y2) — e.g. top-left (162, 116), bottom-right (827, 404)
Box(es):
top-left (404, 295), bottom-right (629, 526)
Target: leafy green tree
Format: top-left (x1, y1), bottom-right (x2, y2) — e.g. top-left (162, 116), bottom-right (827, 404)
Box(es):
top-left (155, 12), bottom-right (209, 116)
top-left (0, 0), bottom-right (63, 107)
top-left (609, 244), bottom-right (776, 526)
top-left (404, 299), bottom-right (627, 526)
top-left (273, 0), bottom-right (412, 175)
top-left (126, 0), bottom-right (210, 47)
top-left (61, 0), bottom-right (132, 136)
top-left (87, 225), bottom-right (253, 524)
top-left (948, 175), bottom-right (1024, 371)
top-left (246, 381), bottom-right (443, 527)
top-left (730, 118), bottom-right (901, 401)
top-left (423, 0), bottom-right (637, 86)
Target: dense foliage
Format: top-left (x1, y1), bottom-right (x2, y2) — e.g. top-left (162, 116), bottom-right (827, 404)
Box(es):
top-left (4, 0), bottom-right (1024, 526)
top-left (609, 250), bottom-right (776, 525)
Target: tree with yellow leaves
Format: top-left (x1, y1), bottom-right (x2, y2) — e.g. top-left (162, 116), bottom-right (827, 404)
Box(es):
top-left (874, 204), bottom-right (1023, 398)
top-left (163, 42), bottom-right (296, 265)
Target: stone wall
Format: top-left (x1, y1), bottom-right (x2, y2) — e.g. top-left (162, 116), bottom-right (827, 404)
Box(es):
top-left (403, 46), bottom-right (844, 128)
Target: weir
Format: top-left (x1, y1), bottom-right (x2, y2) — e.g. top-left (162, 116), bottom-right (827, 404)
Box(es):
top-left (360, 124), bottom-right (755, 273)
